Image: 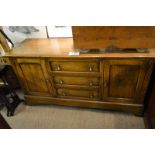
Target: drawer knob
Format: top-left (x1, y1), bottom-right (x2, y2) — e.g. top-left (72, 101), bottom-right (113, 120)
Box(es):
top-left (57, 65), bottom-right (61, 71)
top-left (59, 80), bottom-right (63, 85)
top-left (89, 81), bottom-right (93, 86)
top-left (62, 92), bottom-right (66, 96)
top-left (88, 65), bottom-right (93, 72)
top-left (89, 92), bottom-right (94, 98)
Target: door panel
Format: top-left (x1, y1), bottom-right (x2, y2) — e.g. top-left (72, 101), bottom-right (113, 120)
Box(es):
top-left (19, 63), bottom-right (49, 93)
top-left (108, 65), bottom-right (140, 98)
top-left (15, 58), bottom-right (54, 96)
top-left (103, 60), bottom-right (149, 104)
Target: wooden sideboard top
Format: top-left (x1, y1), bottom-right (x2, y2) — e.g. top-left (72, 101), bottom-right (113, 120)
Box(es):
top-left (4, 38), bottom-right (155, 58)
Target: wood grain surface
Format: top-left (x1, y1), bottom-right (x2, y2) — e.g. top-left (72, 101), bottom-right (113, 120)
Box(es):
top-left (72, 26), bottom-right (155, 49)
top-left (3, 38), bottom-right (155, 58)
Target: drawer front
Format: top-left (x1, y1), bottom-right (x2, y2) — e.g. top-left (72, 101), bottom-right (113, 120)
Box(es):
top-left (0, 57), bottom-right (10, 65)
top-left (57, 88), bottom-right (99, 99)
top-left (53, 76), bottom-right (99, 86)
top-left (50, 61), bottom-right (99, 72)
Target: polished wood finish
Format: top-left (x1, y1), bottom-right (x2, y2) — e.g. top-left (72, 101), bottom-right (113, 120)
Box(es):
top-left (103, 60), bottom-right (152, 104)
top-left (72, 26), bottom-right (155, 49)
top-left (4, 38), bottom-right (155, 58)
top-left (53, 76), bottom-right (99, 86)
top-left (3, 38), bottom-right (155, 115)
top-left (14, 58), bottom-right (55, 96)
top-left (0, 31), bottom-right (10, 53)
top-left (25, 95), bottom-right (144, 115)
top-left (11, 56), bottom-right (153, 115)
top-left (57, 88), bottom-right (99, 100)
top-left (48, 58), bottom-right (101, 101)
top-left (50, 60), bottom-right (99, 72)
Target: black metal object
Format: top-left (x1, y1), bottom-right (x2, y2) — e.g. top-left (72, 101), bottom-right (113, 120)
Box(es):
top-left (0, 29), bottom-right (14, 47)
top-left (0, 66), bottom-right (23, 116)
top-left (46, 26), bottom-right (49, 39)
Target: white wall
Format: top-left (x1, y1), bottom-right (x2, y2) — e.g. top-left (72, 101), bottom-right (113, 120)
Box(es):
top-left (47, 26), bottom-right (72, 38)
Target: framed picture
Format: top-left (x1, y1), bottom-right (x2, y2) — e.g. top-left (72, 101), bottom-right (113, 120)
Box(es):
top-left (2, 26), bottom-right (47, 44)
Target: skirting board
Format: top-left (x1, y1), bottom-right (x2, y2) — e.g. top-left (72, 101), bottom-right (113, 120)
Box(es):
top-left (25, 95), bottom-right (144, 116)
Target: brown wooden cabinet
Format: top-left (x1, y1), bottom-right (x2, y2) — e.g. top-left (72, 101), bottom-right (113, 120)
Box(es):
top-left (10, 56), bottom-right (153, 115)
top-left (14, 58), bottom-right (55, 96)
top-left (5, 38), bottom-right (155, 115)
top-left (102, 60), bottom-right (152, 104)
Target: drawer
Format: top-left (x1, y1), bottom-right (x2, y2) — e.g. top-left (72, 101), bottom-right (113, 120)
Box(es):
top-left (53, 76), bottom-right (99, 86)
top-left (0, 57), bottom-right (10, 65)
top-left (50, 60), bottom-right (99, 72)
top-left (57, 88), bottom-right (99, 99)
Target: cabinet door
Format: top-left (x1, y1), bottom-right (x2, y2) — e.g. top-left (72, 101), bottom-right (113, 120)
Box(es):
top-left (15, 58), bottom-right (54, 96)
top-left (103, 60), bottom-right (152, 104)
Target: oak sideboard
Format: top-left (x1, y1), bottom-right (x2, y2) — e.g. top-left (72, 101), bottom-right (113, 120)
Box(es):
top-left (2, 38), bottom-right (155, 116)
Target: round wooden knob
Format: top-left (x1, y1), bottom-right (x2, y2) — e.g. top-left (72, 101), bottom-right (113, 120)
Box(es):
top-left (62, 92), bottom-right (66, 96)
top-left (59, 80), bottom-right (63, 84)
top-left (88, 65), bottom-right (93, 72)
top-left (57, 65), bottom-right (61, 71)
top-left (89, 81), bottom-right (93, 86)
top-left (89, 92), bottom-right (94, 98)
